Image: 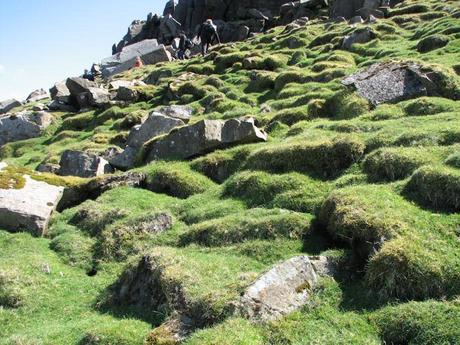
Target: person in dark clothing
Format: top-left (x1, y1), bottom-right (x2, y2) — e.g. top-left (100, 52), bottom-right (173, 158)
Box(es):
top-left (163, 0), bottom-right (177, 16)
top-left (177, 33), bottom-right (194, 60)
top-left (198, 19), bottom-right (221, 56)
top-left (82, 69), bottom-right (94, 82)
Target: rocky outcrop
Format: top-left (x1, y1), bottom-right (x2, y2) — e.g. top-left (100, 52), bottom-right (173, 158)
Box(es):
top-left (50, 81), bottom-right (71, 102)
top-left (145, 118), bottom-right (268, 162)
top-left (330, 0), bottom-right (399, 20)
top-left (26, 89), bottom-right (49, 103)
top-left (0, 163), bottom-right (64, 236)
top-left (110, 112), bottom-right (185, 170)
top-left (66, 78), bottom-right (111, 109)
top-left (342, 62), bottom-right (457, 106)
top-left (58, 150), bottom-right (113, 178)
top-left (101, 40), bottom-right (171, 78)
top-left (239, 256), bottom-right (318, 322)
top-left (0, 99), bottom-right (22, 115)
top-left (0, 111), bottom-right (53, 146)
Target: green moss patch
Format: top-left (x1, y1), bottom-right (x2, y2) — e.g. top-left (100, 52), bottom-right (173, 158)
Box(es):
top-left (404, 165), bottom-right (460, 212)
top-left (179, 209), bottom-right (312, 247)
top-left (370, 301), bottom-right (460, 345)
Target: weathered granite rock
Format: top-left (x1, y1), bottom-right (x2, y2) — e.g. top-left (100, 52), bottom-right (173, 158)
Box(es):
top-left (26, 89), bottom-right (49, 103)
top-left (342, 27), bottom-right (376, 50)
top-left (145, 118), bottom-right (267, 162)
top-left (155, 105), bottom-right (193, 123)
top-left (48, 100), bottom-right (76, 112)
top-left (36, 162), bottom-right (60, 174)
top-left (50, 81), bottom-right (71, 102)
top-left (101, 40), bottom-right (171, 78)
top-left (58, 150), bottom-right (113, 178)
top-left (110, 113), bottom-right (184, 170)
top-left (109, 80), bottom-right (147, 90)
top-left (0, 163), bottom-right (64, 236)
top-left (342, 62), bottom-right (444, 105)
top-left (0, 111), bottom-right (53, 146)
top-left (75, 87), bottom-right (111, 108)
top-left (0, 99), bottom-right (22, 114)
top-left (116, 86), bottom-right (140, 102)
top-left (240, 256), bottom-right (318, 322)
top-left (66, 77), bottom-right (98, 95)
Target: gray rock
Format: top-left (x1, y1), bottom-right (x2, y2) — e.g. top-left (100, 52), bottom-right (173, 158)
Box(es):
top-left (127, 112), bottom-right (184, 148)
top-left (108, 146), bottom-right (139, 171)
top-left (145, 118), bottom-right (267, 162)
top-left (48, 100), bottom-right (76, 113)
top-left (65, 77), bottom-right (98, 95)
top-left (36, 162), bottom-right (60, 174)
top-left (240, 256), bottom-right (318, 322)
top-left (101, 40), bottom-right (171, 78)
top-left (0, 99), bottom-right (22, 114)
top-left (108, 80), bottom-right (146, 90)
top-left (87, 87), bottom-right (111, 107)
top-left (342, 62), bottom-right (434, 105)
top-left (0, 162), bottom-right (64, 236)
top-left (110, 112), bottom-right (184, 170)
top-left (417, 35), bottom-right (449, 53)
top-left (342, 27), bottom-right (376, 50)
top-left (156, 105), bottom-right (193, 123)
top-left (58, 150), bottom-right (113, 178)
top-left (32, 104), bottom-right (46, 111)
top-left (50, 81), bottom-right (71, 102)
top-left (0, 111), bottom-right (52, 146)
top-left (330, 0), bottom-right (364, 19)
top-left (349, 15), bottom-right (365, 24)
top-left (116, 86), bottom-right (140, 102)
top-left (26, 89), bottom-right (49, 103)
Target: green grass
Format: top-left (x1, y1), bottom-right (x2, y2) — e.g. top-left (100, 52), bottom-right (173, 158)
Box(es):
top-left (2, 0), bottom-right (460, 342)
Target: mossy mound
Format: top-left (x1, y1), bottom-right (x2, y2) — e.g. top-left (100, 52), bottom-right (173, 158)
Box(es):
top-left (143, 162), bottom-right (216, 199)
top-left (179, 209), bottom-right (312, 247)
top-left (370, 301), bottom-right (460, 345)
top-left (404, 165), bottom-right (460, 212)
top-left (244, 137), bottom-right (365, 178)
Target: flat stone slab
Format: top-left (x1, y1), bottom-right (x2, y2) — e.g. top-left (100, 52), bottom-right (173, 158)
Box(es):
top-left (0, 164), bottom-right (64, 236)
top-left (342, 62), bottom-right (428, 105)
top-left (240, 256), bottom-right (318, 322)
top-left (0, 99), bottom-right (22, 114)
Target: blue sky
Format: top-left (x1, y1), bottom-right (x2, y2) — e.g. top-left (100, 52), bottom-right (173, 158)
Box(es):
top-left (0, 1), bottom-right (164, 101)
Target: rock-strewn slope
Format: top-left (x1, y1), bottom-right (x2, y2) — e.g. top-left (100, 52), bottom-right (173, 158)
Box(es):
top-left (1, 0), bottom-right (460, 344)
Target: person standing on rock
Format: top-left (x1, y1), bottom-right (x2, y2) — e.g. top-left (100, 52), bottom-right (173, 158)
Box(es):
top-left (198, 19), bottom-right (221, 56)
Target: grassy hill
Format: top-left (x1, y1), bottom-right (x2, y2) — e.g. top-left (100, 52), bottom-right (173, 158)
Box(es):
top-left (1, 0), bottom-right (460, 344)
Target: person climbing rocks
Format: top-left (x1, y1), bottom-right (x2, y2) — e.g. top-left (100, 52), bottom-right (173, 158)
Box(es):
top-left (134, 57), bottom-right (144, 68)
top-left (177, 33), bottom-right (194, 60)
top-left (198, 19), bottom-right (221, 56)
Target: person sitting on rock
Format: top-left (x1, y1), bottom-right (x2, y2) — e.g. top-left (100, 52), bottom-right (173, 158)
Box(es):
top-left (177, 33), bottom-right (194, 60)
top-left (82, 69), bottom-right (95, 81)
top-left (163, 0), bottom-right (177, 17)
top-left (198, 19), bottom-right (221, 56)
top-left (134, 57), bottom-right (144, 68)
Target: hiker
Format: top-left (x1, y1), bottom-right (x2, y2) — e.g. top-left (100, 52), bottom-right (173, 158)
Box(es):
top-left (82, 69), bottom-right (94, 81)
top-left (134, 57), bottom-right (143, 68)
top-left (198, 19), bottom-right (221, 56)
top-left (177, 33), bottom-right (194, 60)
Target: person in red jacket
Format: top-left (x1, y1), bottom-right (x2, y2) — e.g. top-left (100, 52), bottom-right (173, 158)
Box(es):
top-left (134, 56), bottom-right (144, 68)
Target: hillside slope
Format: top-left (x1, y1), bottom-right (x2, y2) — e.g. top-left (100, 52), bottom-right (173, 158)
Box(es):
top-left (1, 0), bottom-right (460, 344)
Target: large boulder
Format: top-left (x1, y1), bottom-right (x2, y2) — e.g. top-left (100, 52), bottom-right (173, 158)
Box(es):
top-left (154, 105), bottom-right (193, 123)
top-left (58, 150), bottom-right (113, 178)
top-left (0, 99), bottom-right (22, 114)
top-left (145, 118), bottom-right (267, 162)
top-left (110, 112), bottom-right (185, 170)
top-left (0, 163), bottom-right (64, 236)
top-left (0, 111), bottom-right (53, 146)
top-left (26, 89), bottom-right (49, 103)
top-left (239, 256), bottom-right (318, 322)
top-left (342, 62), bottom-right (453, 106)
top-left (417, 35), bottom-right (449, 53)
top-left (101, 40), bottom-right (171, 78)
top-left (50, 81), bottom-right (71, 102)
top-left (65, 77), bottom-right (98, 95)
top-left (342, 27), bottom-right (376, 50)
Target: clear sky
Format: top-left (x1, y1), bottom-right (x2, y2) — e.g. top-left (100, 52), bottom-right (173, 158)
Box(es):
top-left (0, 1), bottom-right (164, 101)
